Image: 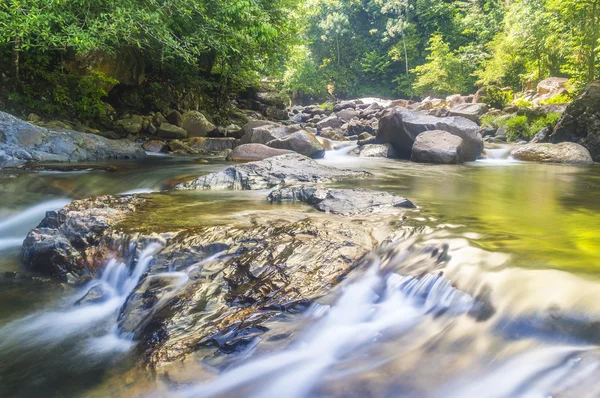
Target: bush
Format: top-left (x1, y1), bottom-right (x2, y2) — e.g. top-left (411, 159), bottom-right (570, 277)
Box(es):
top-left (540, 93), bottom-right (572, 105)
top-left (505, 115), bottom-right (528, 140)
top-left (482, 86), bottom-right (514, 109)
top-left (513, 98), bottom-right (534, 108)
top-left (526, 112), bottom-right (561, 139)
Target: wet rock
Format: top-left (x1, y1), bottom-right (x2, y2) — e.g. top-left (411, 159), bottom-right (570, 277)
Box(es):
top-left (153, 112), bottom-right (168, 127)
top-left (175, 153), bottom-right (370, 190)
top-left (0, 110), bottom-right (145, 168)
top-left (142, 140), bottom-right (166, 153)
top-left (377, 107), bottom-right (482, 160)
top-left (226, 144), bottom-right (293, 162)
top-left (266, 131), bottom-right (326, 158)
top-left (511, 142), bottom-right (593, 164)
top-left (157, 123), bottom-right (188, 139)
top-left (168, 140), bottom-right (199, 155)
top-left (182, 111), bottom-right (216, 137)
top-left (550, 82), bottom-right (600, 161)
top-left (411, 130), bottom-right (465, 164)
top-left (349, 143), bottom-right (396, 158)
top-left (74, 284), bottom-right (107, 306)
top-left (268, 186), bottom-right (415, 216)
top-left (21, 195), bottom-right (148, 284)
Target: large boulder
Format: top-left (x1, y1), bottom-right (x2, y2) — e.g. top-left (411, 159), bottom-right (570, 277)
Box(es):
top-left (511, 142), bottom-right (593, 164)
top-left (411, 130), bottom-right (465, 164)
top-left (265, 106), bottom-right (288, 120)
top-left (266, 131), bottom-right (326, 158)
top-left (175, 153), bottom-right (371, 190)
top-left (115, 115), bottom-right (144, 134)
top-left (376, 107), bottom-right (482, 160)
top-left (537, 77), bottom-right (569, 96)
top-left (0, 111), bottom-right (145, 168)
top-left (448, 103), bottom-right (488, 123)
top-left (156, 123), bottom-right (188, 139)
top-left (182, 111), bottom-right (216, 137)
top-left (550, 82), bottom-right (600, 161)
top-left (226, 144), bottom-right (293, 162)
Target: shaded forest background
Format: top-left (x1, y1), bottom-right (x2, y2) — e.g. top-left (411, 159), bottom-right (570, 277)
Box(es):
top-left (0, 0), bottom-right (598, 124)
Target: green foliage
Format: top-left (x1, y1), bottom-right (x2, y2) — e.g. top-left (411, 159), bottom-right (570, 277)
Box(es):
top-left (320, 102), bottom-right (334, 111)
top-left (540, 93), bottom-right (572, 105)
top-left (480, 114), bottom-right (502, 128)
top-left (513, 98), bottom-right (534, 108)
top-left (413, 34), bottom-right (473, 96)
top-left (482, 87), bottom-right (514, 109)
top-left (505, 115), bottom-right (529, 140)
top-left (527, 112), bottom-right (561, 138)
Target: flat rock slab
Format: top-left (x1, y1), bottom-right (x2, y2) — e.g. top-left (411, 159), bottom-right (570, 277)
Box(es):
top-left (0, 111), bottom-right (145, 168)
top-left (268, 186), bottom-right (415, 216)
top-left (175, 153), bottom-right (371, 190)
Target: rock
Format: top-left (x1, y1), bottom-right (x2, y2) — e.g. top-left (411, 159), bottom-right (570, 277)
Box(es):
top-left (267, 186), bottom-right (415, 216)
top-left (116, 115), bottom-right (144, 134)
top-left (142, 140), bottom-right (166, 153)
top-left (94, 130), bottom-right (121, 140)
top-left (255, 91), bottom-right (288, 108)
top-left (240, 123), bottom-right (301, 145)
top-left (226, 144), bottom-right (294, 162)
top-left (157, 123), bottom-right (188, 139)
top-left (358, 132), bottom-right (373, 141)
top-left (242, 120), bottom-right (280, 137)
top-left (358, 136), bottom-right (377, 146)
top-left (376, 107), bottom-right (483, 160)
top-left (265, 106), bottom-right (288, 120)
top-left (511, 142), bottom-right (593, 164)
top-left (333, 100), bottom-right (356, 112)
top-left (147, 123), bottom-right (158, 135)
top-left (224, 124), bottom-right (243, 138)
top-left (530, 127), bottom-right (551, 144)
top-left (28, 113), bottom-right (42, 123)
top-left (446, 94), bottom-right (469, 107)
top-left (410, 130), bottom-right (465, 164)
top-left (182, 111), bottom-right (216, 137)
top-left (350, 143), bottom-right (396, 158)
top-left (267, 131), bottom-right (326, 158)
top-left (337, 109), bottom-right (359, 121)
top-left (21, 196), bottom-right (147, 284)
top-left (168, 140), bottom-right (198, 155)
top-left (319, 129), bottom-right (346, 141)
top-left (495, 125), bottom-right (508, 141)
top-left (166, 110), bottom-right (183, 128)
top-left (537, 77), bottom-right (569, 96)
top-left (153, 112), bottom-right (168, 127)
top-left (550, 82), bottom-right (600, 161)
top-left (185, 137), bottom-right (238, 152)
top-left (175, 153), bottom-right (370, 190)
top-left (0, 111), bottom-right (145, 168)
top-left (479, 126), bottom-right (496, 138)
top-left (317, 115), bottom-right (343, 130)
top-left (428, 107), bottom-right (450, 118)
top-left (74, 285), bottom-right (107, 306)
top-left (449, 103), bottom-right (489, 123)
top-left (45, 120), bottom-right (74, 130)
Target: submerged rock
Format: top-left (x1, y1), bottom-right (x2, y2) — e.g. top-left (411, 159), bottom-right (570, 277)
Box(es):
top-left (511, 142), bottom-right (593, 164)
top-left (349, 143), bottom-right (396, 158)
top-left (175, 153), bottom-right (370, 190)
top-left (0, 110), bottom-right (145, 168)
top-left (411, 130), bottom-right (465, 164)
top-left (74, 284), bottom-right (107, 306)
top-left (268, 186), bottom-right (415, 215)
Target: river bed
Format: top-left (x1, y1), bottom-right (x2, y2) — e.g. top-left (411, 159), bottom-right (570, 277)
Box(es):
top-left (1, 153), bottom-right (600, 397)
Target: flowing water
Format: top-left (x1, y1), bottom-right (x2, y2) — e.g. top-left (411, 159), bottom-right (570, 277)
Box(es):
top-left (1, 152), bottom-right (600, 397)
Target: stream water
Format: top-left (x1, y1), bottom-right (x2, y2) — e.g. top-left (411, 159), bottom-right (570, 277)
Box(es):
top-left (1, 152), bottom-right (600, 397)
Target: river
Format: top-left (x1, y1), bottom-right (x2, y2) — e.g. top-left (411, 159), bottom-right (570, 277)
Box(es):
top-left (1, 152), bottom-right (600, 397)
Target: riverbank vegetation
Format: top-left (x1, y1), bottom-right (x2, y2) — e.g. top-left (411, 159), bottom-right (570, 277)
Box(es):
top-left (0, 0), bottom-right (598, 123)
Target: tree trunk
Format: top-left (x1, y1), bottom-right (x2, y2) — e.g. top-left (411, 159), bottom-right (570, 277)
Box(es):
top-left (12, 36), bottom-right (21, 84)
top-left (401, 22), bottom-right (409, 76)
